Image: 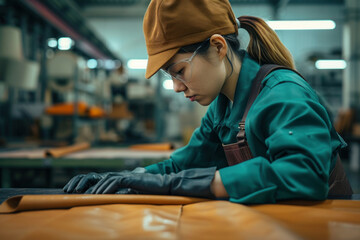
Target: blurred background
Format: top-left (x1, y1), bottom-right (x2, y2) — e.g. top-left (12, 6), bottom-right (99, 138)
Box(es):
top-left (0, 0), bottom-right (358, 193)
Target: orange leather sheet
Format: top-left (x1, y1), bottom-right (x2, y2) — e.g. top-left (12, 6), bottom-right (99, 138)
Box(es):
top-left (44, 142), bottom-right (90, 158)
top-left (129, 142), bottom-right (174, 151)
top-left (0, 195), bottom-right (359, 240)
top-left (0, 194), bottom-right (207, 213)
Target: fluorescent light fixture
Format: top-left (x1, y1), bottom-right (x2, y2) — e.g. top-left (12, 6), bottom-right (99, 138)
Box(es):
top-left (104, 60), bottom-right (115, 69)
top-left (47, 38), bottom-right (57, 48)
top-left (315, 60), bottom-right (347, 69)
top-left (163, 79), bottom-right (173, 90)
top-left (87, 59), bottom-right (98, 69)
top-left (58, 37), bottom-right (73, 50)
top-left (267, 20), bottom-right (336, 30)
top-left (127, 59), bottom-right (148, 69)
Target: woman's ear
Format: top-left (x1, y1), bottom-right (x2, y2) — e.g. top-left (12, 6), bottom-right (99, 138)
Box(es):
top-left (209, 34), bottom-right (228, 60)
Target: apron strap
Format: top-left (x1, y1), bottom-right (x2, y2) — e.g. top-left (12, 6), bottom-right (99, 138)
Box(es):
top-left (231, 64), bottom-right (353, 197)
top-left (237, 64), bottom-right (304, 141)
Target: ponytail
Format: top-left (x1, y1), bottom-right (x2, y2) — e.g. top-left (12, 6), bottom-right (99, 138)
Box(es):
top-left (238, 16), bottom-right (295, 69)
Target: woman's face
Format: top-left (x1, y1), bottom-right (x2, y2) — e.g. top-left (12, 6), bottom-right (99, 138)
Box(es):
top-left (162, 36), bottom-right (228, 106)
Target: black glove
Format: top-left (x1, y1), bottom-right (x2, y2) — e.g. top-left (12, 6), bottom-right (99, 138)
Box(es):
top-left (63, 167), bottom-right (146, 193)
top-left (89, 166), bottom-right (217, 199)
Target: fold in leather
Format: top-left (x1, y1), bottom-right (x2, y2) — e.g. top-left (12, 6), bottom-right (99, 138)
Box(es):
top-left (180, 201), bottom-right (300, 240)
top-left (0, 194), bottom-right (209, 213)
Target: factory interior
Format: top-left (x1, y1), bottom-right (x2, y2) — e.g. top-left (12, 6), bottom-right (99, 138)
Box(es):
top-left (0, 0), bottom-right (359, 194)
top-left (1, 1), bottom-right (360, 239)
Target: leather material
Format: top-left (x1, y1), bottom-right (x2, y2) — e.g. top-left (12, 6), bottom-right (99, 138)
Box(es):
top-left (252, 200), bottom-right (360, 240)
top-left (179, 201), bottom-right (299, 240)
top-left (222, 141), bottom-right (253, 166)
top-left (45, 142), bottom-right (90, 158)
top-left (0, 195), bottom-right (359, 239)
top-left (0, 194), bottom-right (208, 213)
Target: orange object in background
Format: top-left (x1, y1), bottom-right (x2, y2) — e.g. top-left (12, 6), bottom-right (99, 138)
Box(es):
top-left (334, 108), bottom-right (354, 135)
top-left (130, 142), bottom-right (174, 151)
top-left (45, 102), bottom-right (88, 116)
top-left (108, 103), bottom-right (134, 119)
top-left (45, 102), bottom-right (107, 118)
top-left (87, 106), bottom-right (106, 118)
top-left (44, 142), bottom-right (90, 158)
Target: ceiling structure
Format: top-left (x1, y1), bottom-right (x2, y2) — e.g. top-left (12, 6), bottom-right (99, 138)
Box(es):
top-left (72, 0), bottom-right (345, 18)
top-left (73, 0), bottom-right (344, 8)
top-left (1, 0), bottom-right (345, 62)
top-left (1, 0), bottom-right (119, 60)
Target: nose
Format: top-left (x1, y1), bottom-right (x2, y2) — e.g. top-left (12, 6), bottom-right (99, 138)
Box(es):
top-left (172, 78), bottom-right (187, 93)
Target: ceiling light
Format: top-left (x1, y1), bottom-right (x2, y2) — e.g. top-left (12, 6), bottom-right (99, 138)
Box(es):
top-left (104, 60), bottom-right (115, 69)
top-left (127, 59), bottom-right (147, 69)
top-left (47, 38), bottom-right (57, 48)
top-left (87, 59), bottom-right (97, 69)
top-left (58, 37), bottom-right (73, 50)
top-left (267, 20), bottom-right (336, 30)
top-left (315, 60), bottom-right (347, 69)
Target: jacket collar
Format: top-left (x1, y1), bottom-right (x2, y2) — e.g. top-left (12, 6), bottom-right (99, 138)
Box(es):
top-left (214, 50), bottom-right (261, 127)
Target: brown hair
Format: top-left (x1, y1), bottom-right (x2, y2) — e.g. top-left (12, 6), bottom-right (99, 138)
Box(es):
top-left (179, 16), bottom-right (295, 70)
top-left (238, 16), bottom-right (295, 69)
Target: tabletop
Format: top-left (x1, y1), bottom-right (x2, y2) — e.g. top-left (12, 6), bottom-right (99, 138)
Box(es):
top-left (0, 188), bottom-right (359, 240)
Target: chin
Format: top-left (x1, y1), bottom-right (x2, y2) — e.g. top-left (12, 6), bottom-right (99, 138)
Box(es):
top-left (197, 98), bottom-right (213, 106)
top-left (198, 102), bottom-right (210, 106)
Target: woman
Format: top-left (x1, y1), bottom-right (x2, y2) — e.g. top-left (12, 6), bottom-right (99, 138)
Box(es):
top-left (64, 0), bottom-right (351, 203)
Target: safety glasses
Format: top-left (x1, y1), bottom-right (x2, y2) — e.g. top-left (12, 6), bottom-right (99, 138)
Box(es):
top-left (161, 40), bottom-right (209, 84)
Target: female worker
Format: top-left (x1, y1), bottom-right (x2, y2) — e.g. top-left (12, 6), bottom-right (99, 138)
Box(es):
top-left (64, 0), bottom-right (352, 203)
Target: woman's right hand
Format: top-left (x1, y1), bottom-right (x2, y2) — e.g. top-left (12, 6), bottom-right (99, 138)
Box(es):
top-left (63, 172), bottom-right (107, 193)
top-left (63, 167), bottom-right (147, 193)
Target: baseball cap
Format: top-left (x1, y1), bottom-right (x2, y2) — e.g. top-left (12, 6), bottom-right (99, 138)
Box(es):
top-left (143, 0), bottom-right (238, 79)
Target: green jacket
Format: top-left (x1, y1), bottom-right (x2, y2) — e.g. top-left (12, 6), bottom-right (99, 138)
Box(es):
top-left (145, 51), bottom-right (346, 204)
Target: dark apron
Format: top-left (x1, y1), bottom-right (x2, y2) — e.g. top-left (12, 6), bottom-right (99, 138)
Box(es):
top-left (223, 64), bottom-right (353, 197)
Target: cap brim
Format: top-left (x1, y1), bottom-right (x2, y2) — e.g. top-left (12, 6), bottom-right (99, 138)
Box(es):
top-left (145, 47), bottom-right (180, 79)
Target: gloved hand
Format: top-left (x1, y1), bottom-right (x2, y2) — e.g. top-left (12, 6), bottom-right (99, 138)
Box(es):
top-left (89, 166), bottom-right (217, 199)
top-left (63, 167), bottom-right (146, 193)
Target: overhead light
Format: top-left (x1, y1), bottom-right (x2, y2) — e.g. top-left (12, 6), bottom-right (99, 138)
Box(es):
top-left (315, 60), bottom-right (347, 69)
top-left (127, 59), bottom-right (147, 69)
top-left (58, 37), bottom-right (73, 50)
top-left (104, 60), bottom-right (115, 69)
top-left (87, 59), bottom-right (97, 69)
top-left (163, 79), bottom-right (173, 90)
top-left (267, 20), bottom-right (336, 30)
top-left (47, 38), bottom-right (57, 48)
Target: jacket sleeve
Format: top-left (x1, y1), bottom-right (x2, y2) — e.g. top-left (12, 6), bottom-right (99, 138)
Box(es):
top-left (219, 80), bottom-right (340, 204)
top-left (145, 103), bottom-right (228, 174)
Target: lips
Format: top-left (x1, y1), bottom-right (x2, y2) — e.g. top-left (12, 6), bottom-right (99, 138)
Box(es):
top-left (186, 95), bottom-right (196, 101)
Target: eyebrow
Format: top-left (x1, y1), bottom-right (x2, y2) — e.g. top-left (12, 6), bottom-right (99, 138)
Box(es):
top-left (164, 62), bottom-right (176, 71)
top-left (161, 61), bottom-right (172, 71)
